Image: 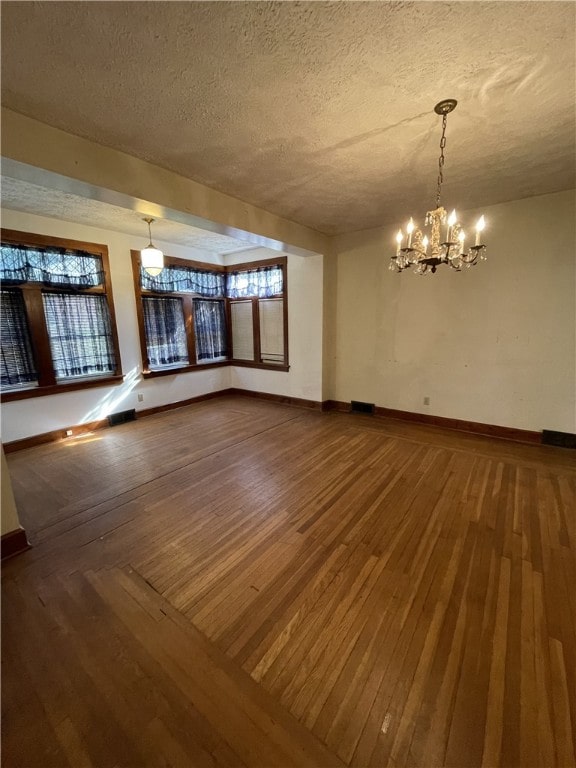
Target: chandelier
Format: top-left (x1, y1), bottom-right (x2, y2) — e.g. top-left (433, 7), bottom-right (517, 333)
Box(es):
top-left (390, 99), bottom-right (487, 275)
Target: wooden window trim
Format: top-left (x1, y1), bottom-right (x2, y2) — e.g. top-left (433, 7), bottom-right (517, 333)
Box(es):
top-left (131, 251), bottom-right (289, 374)
top-left (1, 375), bottom-right (125, 402)
top-left (1, 228), bottom-right (124, 401)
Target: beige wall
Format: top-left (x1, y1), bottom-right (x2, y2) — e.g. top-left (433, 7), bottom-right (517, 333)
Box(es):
top-left (327, 189), bottom-right (576, 432)
top-left (1, 445), bottom-right (21, 535)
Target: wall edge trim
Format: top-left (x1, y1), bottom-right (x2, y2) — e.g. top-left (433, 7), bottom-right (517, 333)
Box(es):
top-left (322, 400), bottom-right (542, 444)
top-left (4, 391), bottom-right (545, 453)
top-left (1, 528), bottom-right (31, 561)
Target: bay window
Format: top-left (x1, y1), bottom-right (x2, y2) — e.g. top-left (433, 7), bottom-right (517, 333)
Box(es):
top-left (132, 252), bottom-right (288, 376)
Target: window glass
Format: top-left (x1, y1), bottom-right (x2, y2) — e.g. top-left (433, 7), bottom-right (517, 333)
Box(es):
top-left (0, 289), bottom-right (38, 387)
top-left (259, 298), bottom-right (285, 365)
top-left (230, 301), bottom-right (254, 361)
top-left (141, 264), bottom-right (225, 296)
top-left (43, 293), bottom-right (116, 379)
top-left (226, 266), bottom-right (283, 298)
top-left (142, 296), bottom-right (189, 369)
top-left (0, 245), bottom-right (104, 287)
top-left (194, 300), bottom-right (227, 363)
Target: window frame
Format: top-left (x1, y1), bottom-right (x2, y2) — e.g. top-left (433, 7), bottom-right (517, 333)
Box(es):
top-left (131, 251), bottom-right (289, 377)
top-left (1, 229), bottom-right (123, 402)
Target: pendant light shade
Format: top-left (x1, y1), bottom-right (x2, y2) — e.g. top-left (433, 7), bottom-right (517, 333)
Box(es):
top-left (141, 218), bottom-right (164, 276)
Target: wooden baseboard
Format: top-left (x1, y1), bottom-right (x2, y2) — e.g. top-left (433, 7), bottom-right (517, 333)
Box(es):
top-left (137, 389), bottom-right (234, 419)
top-left (3, 418), bottom-right (110, 453)
top-left (3, 391), bottom-right (233, 453)
top-left (4, 391), bottom-right (543, 453)
top-left (1, 528), bottom-right (31, 560)
top-left (228, 388), bottom-right (322, 411)
top-left (322, 399), bottom-right (541, 444)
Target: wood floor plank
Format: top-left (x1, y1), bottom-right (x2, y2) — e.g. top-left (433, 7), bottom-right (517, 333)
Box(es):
top-left (3, 395), bottom-right (575, 767)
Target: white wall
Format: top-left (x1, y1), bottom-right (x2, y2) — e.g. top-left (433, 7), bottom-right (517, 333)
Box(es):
top-left (1, 211), bottom-right (324, 442)
top-left (328, 189), bottom-right (576, 432)
top-left (1, 209), bottom-right (229, 442)
top-left (226, 249), bottom-right (324, 402)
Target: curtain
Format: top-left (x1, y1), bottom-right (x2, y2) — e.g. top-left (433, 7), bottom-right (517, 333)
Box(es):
top-left (43, 293), bottom-right (116, 378)
top-left (141, 264), bottom-right (225, 296)
top-left (142, 296), bottom-right (189, 368)
top-left (194, 300), bottom-right (227, 362)
top-left (226, 266), bottom-right (283, 298)
top-left (0, 245), bottom-right (104, 288)
top-left (0, 289), bottom-right (38, 386)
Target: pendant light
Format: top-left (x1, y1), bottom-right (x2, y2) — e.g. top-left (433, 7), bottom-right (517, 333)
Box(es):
top-left (140, 217), bottom-right (164, 276)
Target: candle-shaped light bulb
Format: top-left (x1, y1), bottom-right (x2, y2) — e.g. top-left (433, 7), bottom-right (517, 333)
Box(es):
top-left (458, 230), bottom-right (466, 253)
top-left (475, 215), bottom-right (485, 246)
top-left (406, 218), bottom-right (414, 247)
top-left (396, 229), bottom-right (403, 256)
top-left (422, 235), bottom-right (429, 253)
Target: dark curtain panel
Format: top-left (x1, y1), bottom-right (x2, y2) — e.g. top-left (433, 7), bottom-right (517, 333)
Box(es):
top-left (226, 266), bottom-right (283, 298)
top-left (142, 296), bottom-right (189, 368)
top-left (43, 293), bottom-right (116, 378)
top-left (141, 264), bottom-right (225, 297)
top-left (0, 245), bottom-right (104, 288)
top-left (194, 300), bottom-right (227, 362)
top-left (0, 289), bottom-right (38, 387)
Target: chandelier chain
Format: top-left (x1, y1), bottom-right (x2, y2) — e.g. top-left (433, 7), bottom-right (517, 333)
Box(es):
top-left (436, 113), bottom-right (448, 208)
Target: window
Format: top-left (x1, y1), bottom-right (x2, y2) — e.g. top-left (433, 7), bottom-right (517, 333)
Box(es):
top-left (132, 252), bottom-right (288, 376)
top-left (227, 262), bottom-right (288, 369)
top-left (1, 229), bottom-right (122, 401)
top-left (132, 252), bottom-right (228, 375)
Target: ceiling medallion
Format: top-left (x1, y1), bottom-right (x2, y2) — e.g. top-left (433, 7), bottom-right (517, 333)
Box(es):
top-left (390, 99), bottom-right (487, 275)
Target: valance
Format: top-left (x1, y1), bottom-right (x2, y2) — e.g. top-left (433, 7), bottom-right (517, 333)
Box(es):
top-left (141, 264), bottom-right (225, 297)
top-left (0, 245), bottom-right (104, 288)
top-left (226, 266), bottom-right (283, 298)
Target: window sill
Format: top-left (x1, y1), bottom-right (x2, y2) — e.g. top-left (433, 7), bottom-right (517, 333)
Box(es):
top-left (1, 374), bottom-right (125, 402)
top-left (230, 360), bottom-right (290, 372)
top-left (142, 360), bottom-right (290, 378)
top-left (143, 361), bottom-right (229, 378)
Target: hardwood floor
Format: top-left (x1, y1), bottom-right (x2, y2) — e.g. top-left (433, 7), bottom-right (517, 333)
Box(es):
top-left (3, 396), bottom-right (575, 767)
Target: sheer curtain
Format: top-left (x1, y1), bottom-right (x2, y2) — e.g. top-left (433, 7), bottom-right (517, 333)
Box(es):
top-left (142, 296), bottom-right (189, 368)
top-left (43, 293), bottom-right (116, 378)
top-left (194, 300), bottom-right (227, 362)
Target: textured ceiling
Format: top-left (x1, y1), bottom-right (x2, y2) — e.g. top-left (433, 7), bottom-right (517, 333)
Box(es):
top-left (0, 177), bottom-right (260, 255)
top-left (1, 1), bottom-right (575, 235)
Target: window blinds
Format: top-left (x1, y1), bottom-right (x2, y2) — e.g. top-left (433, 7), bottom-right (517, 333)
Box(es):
top-left (230, 301), bottom-right (254, 361)
top-left (259, 299), bottom-right (285, 364)
top-left (0, 289), bottom-right (38, 387)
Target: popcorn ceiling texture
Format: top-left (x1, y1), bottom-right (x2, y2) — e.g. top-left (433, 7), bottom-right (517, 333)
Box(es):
top-left (0, 177), bottom-right (261, 255)
top-left (1, 1), bottom-right (575, 234)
